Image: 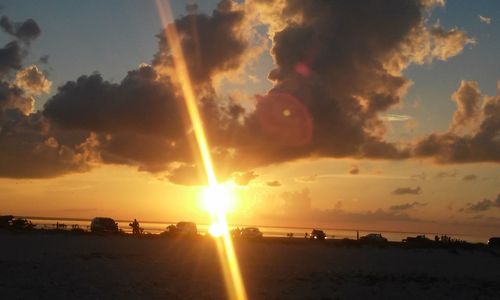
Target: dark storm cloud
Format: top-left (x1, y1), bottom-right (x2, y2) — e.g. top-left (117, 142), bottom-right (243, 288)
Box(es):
top-left (462, 194), bottom-right (500, 213)
top-left (390, 201), bottom-right (427, 211)
top-left (0, 109), bottom-right (95, 178)
top-left (0, 81), bottom-right (33, 114)
top-left (153, 0), bottom-right (247, 85)
top-left (391, 186), bottom-right (422, 195)
top-left (0, 1), bottom-right (481, 181)
top-left (0, 41), bottom-right (23, 77)
top-left (0, 16), bottom-right (41, 43)
top-left (44, 66), bottom-right (183, 138)
top-left (414, 81), bottom-right (500, 163)
top-left (223, 0), bottom-right (470, 167)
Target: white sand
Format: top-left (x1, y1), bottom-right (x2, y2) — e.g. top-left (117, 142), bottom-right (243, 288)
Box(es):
top-left (1, 232), bottom-right (499, 299)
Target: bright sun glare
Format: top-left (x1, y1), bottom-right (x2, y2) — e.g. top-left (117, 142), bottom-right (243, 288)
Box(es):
top-left (202, 183), bottom-right (236, 215)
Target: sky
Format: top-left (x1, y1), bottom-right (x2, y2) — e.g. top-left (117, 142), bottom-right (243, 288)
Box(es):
top-left (0, 0), bottom-right (499, 238)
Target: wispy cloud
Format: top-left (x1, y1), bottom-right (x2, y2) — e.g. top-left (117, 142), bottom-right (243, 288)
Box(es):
top-left (479, 15), bottom-right (492, 24)
top-left (390, 201), bottom-right (427, 211)
top-left (462, 174), bottom-right (477, 181)
top-left (381, 114), bottom-right (413, 122)
top-left (462, 194), bottom-right (500, 213)
top-left (391, 186), bottom-right (422, 195)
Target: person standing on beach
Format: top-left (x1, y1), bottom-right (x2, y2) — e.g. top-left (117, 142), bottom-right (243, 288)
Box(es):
top-left (129, 219), bottom-right (142, 235)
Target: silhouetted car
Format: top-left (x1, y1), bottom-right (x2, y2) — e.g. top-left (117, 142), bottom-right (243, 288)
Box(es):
top-left (90, 217), bottom-right (119, 233)
top-left (360, 233), bottom-right (388, 243)
top-left (310, 229), bottom-right (327, 240)
top-left (176, 222), bottom-right (197, 236)
top-left (488, 237), bottom-right (500, 248)
top-left (403, 235), bottom-right (432, 244)
top-left (241, 227), bottom-right (263, 239)
top-left (0, 215), bottom-right (13, 228)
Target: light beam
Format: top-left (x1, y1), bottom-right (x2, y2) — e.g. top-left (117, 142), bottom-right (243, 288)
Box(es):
top-left (155, 1), bottom-right (247, 299)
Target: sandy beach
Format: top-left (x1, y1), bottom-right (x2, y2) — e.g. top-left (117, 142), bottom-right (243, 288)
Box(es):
top-left (1, 231), bottom-right (499, 299)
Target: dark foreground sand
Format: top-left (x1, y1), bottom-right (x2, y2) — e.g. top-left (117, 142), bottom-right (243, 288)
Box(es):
top-left (1, 232), bottom-right (500, 299)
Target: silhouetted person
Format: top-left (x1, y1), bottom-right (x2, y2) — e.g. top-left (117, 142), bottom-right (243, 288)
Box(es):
top-left (357, 230), bottom-right (359, 240)
top-left (435, 235), bottom-right (440, 242)
top-left (129, 219), bottom-right (142, 235)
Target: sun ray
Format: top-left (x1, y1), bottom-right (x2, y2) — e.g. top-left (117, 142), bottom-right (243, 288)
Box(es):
top-left (155, 1), bottom-right (247, 299)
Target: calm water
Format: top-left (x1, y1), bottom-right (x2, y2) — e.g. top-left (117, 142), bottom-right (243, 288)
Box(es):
top-left (26, 217), bottom-right (489, 244)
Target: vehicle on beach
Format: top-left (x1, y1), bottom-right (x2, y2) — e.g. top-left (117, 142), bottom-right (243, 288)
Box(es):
top-left (360, 233), bottom-right (388, 243)
top-left (403, 235), bottom-right (432, 244)
top-left (488, 237), bottom-right (500, 248)
top-left (240, 227), bottom-right (263, 239)
top-left (310, 229), bottom-right (327, 240)
top-left (90, 217), bottom-right (119, 233)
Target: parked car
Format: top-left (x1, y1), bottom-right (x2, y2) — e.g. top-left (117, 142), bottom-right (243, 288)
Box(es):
top-left (175, 221), bottom-right (198, 236)
top-left (403, 235), bottom-right (432, 244)
top-left (90, 217), bottom-right (119, 233)
top-left (310, 229), bottom-right (327, 240)
top-left (488, 237), bottom-right (500, 248)
top-left (360, 233), bottom-right (388, 243)
top-left (241, 227), bottom-right (263, 239)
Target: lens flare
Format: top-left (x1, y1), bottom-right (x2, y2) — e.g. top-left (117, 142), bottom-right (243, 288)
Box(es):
top-left (208, 223), bottom-right (225, 237)
top-left (155, 1), bottom-right (247, 299)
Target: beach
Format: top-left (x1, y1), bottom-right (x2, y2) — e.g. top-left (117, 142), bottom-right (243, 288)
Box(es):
top-left (1, 231), bottom-right (499, 299)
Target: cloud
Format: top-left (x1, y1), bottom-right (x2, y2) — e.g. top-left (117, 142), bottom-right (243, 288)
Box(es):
top-left (0, 1), bottom-right (482, 180)
top-left (390, 201), bottom-right (427, 211)
top-left (479, 15), bottom-right (492, 25)
top-left (0, 16), bottom-right (41, 44)
top-left (0, 41), bottom-right (23, 77)
top-left (414, 81), bottom-right (500, 163)
top-left (0, 81), bottom-right (34, 115)
top-left (381, 114), bottom-right (413, 122)
top-left (233, 170), bottom-right (258, 185)
top-left (449, 81), bottom-right (482, 133)
top-left (166, 164), bottom-right (208, 186)
top-left (435, 171), bottom-right (456, 179)
top-left (349, 165), bottom-right (360, 175)
top-left (410, 172), bottom-right (426, 180)
top-left (15, 65), bottom-right (52, 96)
top-left (266, 180), bottom-right (281, 187)
top-left (462, 174), bottom-right (477, 181)
top-left (462, 194), bottom-right (500, 213)
top-left (281, 188), bottom-right (311, 214)
top-left (391, 186), bottom-right (422, 195)
top-left (0, 110), bottom-right (97, 178)
top-left (153, 1), bottom-right (247, 85)
top-left (429, 27), bottom-right (475, 61)
top-left (295, 174), bottom-right (317, 183)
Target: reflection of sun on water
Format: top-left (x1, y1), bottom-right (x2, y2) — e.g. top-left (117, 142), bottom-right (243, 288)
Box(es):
top-left (203, 183), bottom-right (237, 237)
top-left (208, 223), bottom-right (225, 237)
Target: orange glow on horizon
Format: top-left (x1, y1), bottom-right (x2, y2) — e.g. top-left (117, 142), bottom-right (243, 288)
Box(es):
top-left (155, 1), bottom-right (247, 299)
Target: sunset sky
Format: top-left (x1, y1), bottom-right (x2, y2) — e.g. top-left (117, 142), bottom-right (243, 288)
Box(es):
top-left (0, 0), bottom-right (499, 237)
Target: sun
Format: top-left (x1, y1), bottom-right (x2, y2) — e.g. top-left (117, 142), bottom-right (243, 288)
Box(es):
top-left (202, 182), bottom-right (237, 215)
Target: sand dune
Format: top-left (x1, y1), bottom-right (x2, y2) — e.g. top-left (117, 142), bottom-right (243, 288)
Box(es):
top-left (1, 232), bottom-right (499, 299)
